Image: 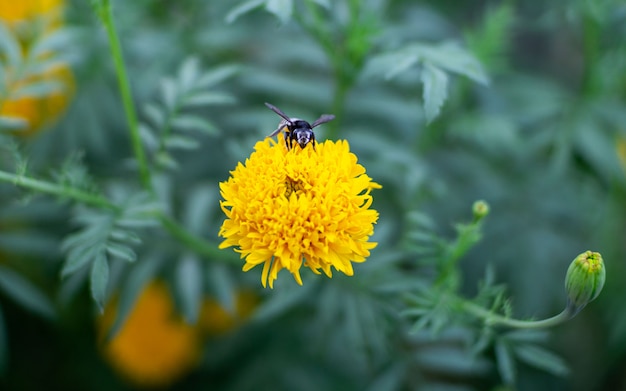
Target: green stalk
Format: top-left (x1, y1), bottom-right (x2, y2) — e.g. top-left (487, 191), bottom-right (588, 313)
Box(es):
top-left (158, 214), bottom-right (239, 263)
top-left (461, 300), bottom-right (574, 329)
top-left (0, 168), bottom-right (236, 264)
top-left (0, 169), bottom-right (117, 210)
top-left (98, 0), bottom-right (151, 189)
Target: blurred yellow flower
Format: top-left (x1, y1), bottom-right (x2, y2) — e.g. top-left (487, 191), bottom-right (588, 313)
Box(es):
top-left (98, 281), bottom-right (201, 388)
top-left (618, 137), bottom-right (626, 172)
top-left (0, 0), bottom-right (63, 24)
top-left (0, 0), bottom-right (73, 137)
top-left (199, 290), bottom-right (259, 335)
top-left (219, 138), bottom-right (381, 288)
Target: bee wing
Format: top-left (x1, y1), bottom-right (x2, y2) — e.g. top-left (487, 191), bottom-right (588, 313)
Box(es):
top-left (311, 114), bottom-right (335, 128)
top-left (267, 122), bottom-right (287, 137)
top-left (264, 102), bottom-right (292, 122)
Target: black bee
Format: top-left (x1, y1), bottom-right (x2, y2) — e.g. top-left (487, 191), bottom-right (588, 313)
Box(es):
top-left (265, 102), bottom-right (335, 150)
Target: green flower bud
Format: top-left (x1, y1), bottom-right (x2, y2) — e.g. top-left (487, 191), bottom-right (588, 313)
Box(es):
top-left (472, 200), bottom-right (489, 221)
top-left (565, 251), bottom-right (605, 312)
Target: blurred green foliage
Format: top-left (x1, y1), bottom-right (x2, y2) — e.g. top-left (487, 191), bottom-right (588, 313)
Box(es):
top-left (1, 0), bottom-right (626, 390)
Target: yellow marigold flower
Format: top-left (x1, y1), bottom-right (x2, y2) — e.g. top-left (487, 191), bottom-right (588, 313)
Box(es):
top-left (97, 281), bottom-right (201, 388)
top-left (219, 138), bottom-right (381, 288)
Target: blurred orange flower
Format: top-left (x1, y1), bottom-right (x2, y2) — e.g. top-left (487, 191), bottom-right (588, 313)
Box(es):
top-left (98, 281), bottom-right (202, 388)
top-left (0, 0), bottom-right (63, 23)
top-left (199, 290), bottom-right (259, 335)
top-left (98, 281), bottom-right (259, 387)
top-left (0, 0), bottom-right (74, 137)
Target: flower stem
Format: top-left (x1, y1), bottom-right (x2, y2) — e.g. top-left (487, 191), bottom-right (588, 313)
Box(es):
top-left (0, 168), bottom-right (238, 264)
top-left (98, 0), bottom-right (151, 190)
top-left (158, 214), bottom-right (240, 264)
top-left (0, 169), bottom-right (117, 210)
top-left (461, 300), bottom-right (575, 329)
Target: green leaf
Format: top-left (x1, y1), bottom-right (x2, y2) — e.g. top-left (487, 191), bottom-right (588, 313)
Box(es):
top-left (177, 57), bottom-right (201, 91)
top-left (90, 253), bottom-right (109, 313)
top-left (184, 92), bottom-right (236, 108)
top-left (385, 53), bottom-right (419, 80)
top-left (29, 28), bottom-right (76, 59)
top-left (195, 65), bottom-right (240, 89)
top-left (0, 266), bottom-right (56, 320)
top-left (265, 0), bottom-right (293, 24)
top-left (160, 78), bottom-right (178, 110)
top-left (13, 80), bottom-right (65, 99)
top-left (106, 242), bottom-right (137, 263)
top-left (109, 229), bottom-right (142, 245)
top-left (171, 115), bottom-right (219, 135)
top-left (421, 63), bottom-right (448, 123)
top-left (226, 0), bottom-right (265, 23)
top-left (253, 282), bottom-right (314, 322)
top-left (419, 41), bottom-right (489, 85)
top-left (207, 263), bottom-right (235, 312)
top-left (165, 135), bottom-right (201, 150)
top-left (514, 344), bottom-right (570, 376)
top-left (104, 255), bottom-right (164, 341)
top-left (309, 0), bottom-right (330, 8)
top-left (176, 255), bottom-right (203, 324)
top-left (495, 339), bottom-right (516, 384)
top-left (62, 242), bottom-right (104, 277)
top-left (0, 116), bottom-right (28, 132)
top-left (143, 103), bottom-right (165, 128)
top-left (0, 22), bottom-right (21, 67)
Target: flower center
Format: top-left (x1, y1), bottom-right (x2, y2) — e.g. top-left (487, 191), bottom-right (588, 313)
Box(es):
top-left (284, 177), bottom-right (303, 198)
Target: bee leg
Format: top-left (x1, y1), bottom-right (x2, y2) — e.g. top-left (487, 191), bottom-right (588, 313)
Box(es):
top-left (283, 131), bottom-right (292, 150)
top-left (311, 133), bottom-right (316, 151)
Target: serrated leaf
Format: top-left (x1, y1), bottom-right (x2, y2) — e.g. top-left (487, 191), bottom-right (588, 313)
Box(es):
top-left (0, 116), bottom-right (28, 132)
top-left (495, 339), bottom-right (516, 384)
top-left (106, 242), bottom-right (136, 263)
top-left (176, 255), bottom-right (203, 324)
top-left (207, 263), bottom-right (235, 312)
top-left (226, 0), bottom-right (265, 23)
top-left (265, 0), bottom-right (293, 24)
top-left (0, 22), bottom-right (21, 66)
top-left (109, 229), bottom-right (142, 245)
top-left (156, 151), bottom-right (179, 170)
top-left (13, 80), bottom-right (65, 99)
top-left (421, 63), bottom-right (448, 123)
top-left (184, 92), bottom-right (236, 108)
top-left (115, 217), bottom-right (159, 229)
top-left (104, 255), bottom-right (164, 341)
top-left (252, 283), bottom-right (313, 322)
top-left (143, 103), bottom-right (165, 128)
top-left (139, 123), bottom-right (159, 150)
top-left (165, 135), bottom-right (201, 150)
top-left (418, 41), bottom-right (489, 85)
top-left (195, 65), bottom-right (239, 90)
top-left (62, 243), bottom-right (104, 277)
top-left (160, 78), bottom-right (178, 110)
top-left (171, 115), bottom-right (219, 135)
top-left (29, 28), bottom-right (76, 58)
top-left (0, 266), bottom-right (56, 320)
top-left (178, 57), bottom-right (200, 91)
top-left (514, 344), bottom-right (570, 376)
top-left (90, 253), bottom-right (109, 313)
top-left (309, 0), bottom-right (330, 8)
top-left (385, 53), bottom-right (420, 80)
